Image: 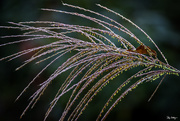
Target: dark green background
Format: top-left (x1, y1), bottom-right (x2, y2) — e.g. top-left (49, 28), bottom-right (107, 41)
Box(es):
top-left (0, 0), bottom-right (180, 121)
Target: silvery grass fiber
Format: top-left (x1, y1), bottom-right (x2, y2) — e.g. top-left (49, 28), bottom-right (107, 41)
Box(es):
top-left (0, 2), bottom-right (180, 121)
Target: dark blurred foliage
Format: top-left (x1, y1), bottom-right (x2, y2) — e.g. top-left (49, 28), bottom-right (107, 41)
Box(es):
top-left (0, 0), bottom-right (180, 121)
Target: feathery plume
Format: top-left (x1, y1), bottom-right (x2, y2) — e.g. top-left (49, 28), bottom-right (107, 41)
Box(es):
top-left (0, 3), bottom-right (179, 121)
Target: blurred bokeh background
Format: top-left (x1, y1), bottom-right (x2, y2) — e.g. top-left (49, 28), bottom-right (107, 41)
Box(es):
top-left (0, 0), bottom-right (180, 121)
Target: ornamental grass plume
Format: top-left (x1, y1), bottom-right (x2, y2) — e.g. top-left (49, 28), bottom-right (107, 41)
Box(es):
top-left (0, 2), bottom-right (180, 121)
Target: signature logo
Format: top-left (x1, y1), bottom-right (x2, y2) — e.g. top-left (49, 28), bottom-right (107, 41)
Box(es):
top-left (167, 116), bottom-right (178, 120)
